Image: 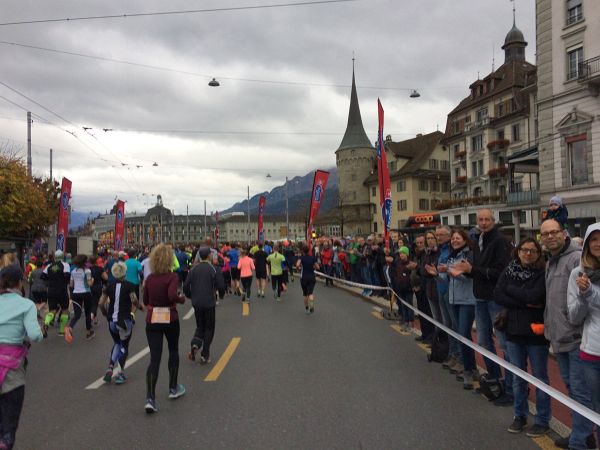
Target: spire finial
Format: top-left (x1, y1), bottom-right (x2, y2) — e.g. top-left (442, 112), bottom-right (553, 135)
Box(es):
top-left (511, 0), bottom-right (516, 26)
top-left (352, 51), bottom-right (355, 71)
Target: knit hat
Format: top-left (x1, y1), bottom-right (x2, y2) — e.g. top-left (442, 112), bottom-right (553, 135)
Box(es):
top-left (54, 250), bottom-right (64, 260)
top-left (111, 261), bottom-right (127, 279)
top-left (399, 246), bottom-right (410, 256)
top-left (549, 196), bottom-right (562, 207)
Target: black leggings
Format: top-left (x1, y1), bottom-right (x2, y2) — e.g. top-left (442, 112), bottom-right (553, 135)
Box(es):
top-left (0, 385), bottom-right (25, 450)
top-left (271, 275), bottom-right (283, 297)
top-left (191, 307), bottom-right (216, 359)
top-left (145, 321), bottom-right (180, 399)
top-left (241, 276), bottom-right (252, 298)
top-left (70, 292), bottom-right (93, 330)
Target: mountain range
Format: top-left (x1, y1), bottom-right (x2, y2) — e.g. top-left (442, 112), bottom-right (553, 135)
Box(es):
top-left (221, 167), bottom-right (339, 217)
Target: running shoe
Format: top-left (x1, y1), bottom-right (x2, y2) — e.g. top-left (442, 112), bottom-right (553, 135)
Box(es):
top-left (199, 355), bottom-right (211, 365)
top-left (145, 398), bottom-right (158, 413)
top-left (168, 384), bottom-right (186, 399)
top-left (103, 368), bottom-right (114, 383)
top-left (188, 345), bottom-right (198, 361)
top-left (310, 307), bottom-right (314, 313)
top-left (305, 307), bottom-right (310, 314)
top-left (241, 293), bottom-right (246, 302)
top-left (86, 330), bottom-right (96, 340)
top-left (115, 372), bottom-right (127, 385)
top-left (64, 326), bottom-right (73, 344)
top-left (42, 324), bottom-right (48, 338)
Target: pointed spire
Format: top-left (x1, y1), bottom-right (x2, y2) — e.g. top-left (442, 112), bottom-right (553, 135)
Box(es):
top-left (337, 64), bottom-right (373, 151)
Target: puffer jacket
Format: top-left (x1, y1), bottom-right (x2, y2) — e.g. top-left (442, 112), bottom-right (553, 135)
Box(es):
top-left (567, 223), bottom-right (600, 357)
top-left (544, 237), bottom-right (582, 353)
top-left (494, 260), bottom-right (547, 345)
top-left (448, 246), bottom-right (476, 306)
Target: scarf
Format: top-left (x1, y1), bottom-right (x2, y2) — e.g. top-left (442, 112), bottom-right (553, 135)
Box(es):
top-left (505, 259), bottom-right (538, 281)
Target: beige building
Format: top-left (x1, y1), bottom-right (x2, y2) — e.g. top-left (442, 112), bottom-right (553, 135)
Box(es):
top-left (335, 69), bottom-right (375, 236)
top-left (218, 214), bottom-right (306, 243)
top-left (439, 16), bottom-right (541, 238)
top-left (536, 0), bottom-right (600, 236)
top-left (364, 131), bottom-right (450, 233)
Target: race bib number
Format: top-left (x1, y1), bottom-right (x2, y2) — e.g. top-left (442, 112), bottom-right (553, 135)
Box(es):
top-left (151, 307), bottom-right (171, 324)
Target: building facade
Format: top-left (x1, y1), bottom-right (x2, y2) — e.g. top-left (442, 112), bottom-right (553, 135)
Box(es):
top-left (364, 131), bottom-right (450, 233)
top-left (335, 69), bottom-right (375, 236)
top-left (440, 17), bottom-right (541, 239)
top-left (218, 214), bottom-right (306, 243)
top-left (536, 0), bottom-right (600, 236)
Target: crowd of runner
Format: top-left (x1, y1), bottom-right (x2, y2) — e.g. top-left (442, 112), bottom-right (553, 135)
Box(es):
top-left (1, 208), bottom-right (600, 449)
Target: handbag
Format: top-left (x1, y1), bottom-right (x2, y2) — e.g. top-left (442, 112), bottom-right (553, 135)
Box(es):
top-left (493, 308), bottom-right (508, 331)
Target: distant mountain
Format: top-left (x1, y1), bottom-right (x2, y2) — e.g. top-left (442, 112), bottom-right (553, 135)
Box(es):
top-left (69, 211), bottom-right (100, 230)
top-left (221, 168), bottom-right (338, 217)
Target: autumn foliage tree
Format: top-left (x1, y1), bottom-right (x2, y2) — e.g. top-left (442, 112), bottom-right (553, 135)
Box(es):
top-left (0, 150), bottom-right (59, 239)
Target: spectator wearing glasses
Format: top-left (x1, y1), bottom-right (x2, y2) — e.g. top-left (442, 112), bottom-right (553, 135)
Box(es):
top-left (541, 219), bottom-right (594, 449)
top-left (494, 238), bottom-right (550, 436)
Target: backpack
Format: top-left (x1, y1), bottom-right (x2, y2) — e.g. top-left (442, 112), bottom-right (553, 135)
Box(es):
top-left (478, 374), bottom-right (504, 401)
top-left (427, 329), bottom-right (449, 363)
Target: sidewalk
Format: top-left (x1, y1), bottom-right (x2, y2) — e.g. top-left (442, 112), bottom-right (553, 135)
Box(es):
top-left (324, 277), bottom-right (575, 439)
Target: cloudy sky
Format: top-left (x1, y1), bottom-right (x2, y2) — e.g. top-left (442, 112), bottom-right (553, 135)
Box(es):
top-left (0, 0), bottom-right (536, 217)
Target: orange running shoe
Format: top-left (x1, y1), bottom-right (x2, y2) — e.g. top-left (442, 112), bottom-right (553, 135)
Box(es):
top-left (64, 326), bottom-right (73, 344)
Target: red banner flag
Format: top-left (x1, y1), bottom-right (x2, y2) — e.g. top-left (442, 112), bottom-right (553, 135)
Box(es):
top-left (56, 177), bottom-right (72, 252)
top-left (257, 195), bottom-right (266, 243)
top-left (377, 99), bottom-right (392, 249)
top-left (306, 170), bottom-right (329, 248)
top-left (114, 200), bottom-right (125, 251)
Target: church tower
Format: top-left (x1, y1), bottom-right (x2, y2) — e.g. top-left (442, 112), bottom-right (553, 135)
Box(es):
top-left (335, 67), bottom-right (375, 236)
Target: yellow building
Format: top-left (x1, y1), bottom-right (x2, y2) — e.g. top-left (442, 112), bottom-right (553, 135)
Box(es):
top-left (364, 131), bottom-right (450, 233)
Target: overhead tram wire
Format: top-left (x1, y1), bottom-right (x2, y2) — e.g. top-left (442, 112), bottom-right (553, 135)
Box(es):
top-left (0, 40), bottom-right (463, 92)
top-left (0, 0), bottom-right (356, 26)
top-left (0, 83), bottom-right (138, 193)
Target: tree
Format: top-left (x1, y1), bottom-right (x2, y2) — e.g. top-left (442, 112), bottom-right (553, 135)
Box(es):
top-left (0, 148), bottom-right (59, 239)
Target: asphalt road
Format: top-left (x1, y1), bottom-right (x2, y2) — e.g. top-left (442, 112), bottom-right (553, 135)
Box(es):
top-left (16, 281), bottom-right (542, 450)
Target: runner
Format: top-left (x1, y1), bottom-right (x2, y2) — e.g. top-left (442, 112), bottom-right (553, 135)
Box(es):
top-left (283, 242), bottom-right (297, 283)
top-left (99, 261), bottom-right (140, 385)
top-left (41, 250), bottom-right (71, 337)
top-left (124, 248), bottom-right (143, 301)
top-left (227, 243), bottom-right (241, 296)
top-left (89, 257), bottom-right (106, 326)
top-left (143, 244), bottom-right (186, 413)
top-left (296, 244), bottom-right (319, 313)
top-left (267, 245), bottom-right (286, 301)
top-left (253, 243), bottom-right (268, 298)
top-left (238, 249), bottom-right (255, 302)
top-left (0, 266), bottom-right (44, 450)
top-left (28, 259), bottom-right (48, 329)
top-left (183, 246), bottom-right (225, 364)
top-left (64, 254), bottom-right (94, 343)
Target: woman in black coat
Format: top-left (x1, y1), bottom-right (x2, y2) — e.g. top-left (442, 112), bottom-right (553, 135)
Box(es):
top-left (494, 238), bottom-right (549, 435)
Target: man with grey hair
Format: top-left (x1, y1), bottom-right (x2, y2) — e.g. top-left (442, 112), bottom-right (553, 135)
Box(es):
top-left (453, 208), bottom-right (513, 405)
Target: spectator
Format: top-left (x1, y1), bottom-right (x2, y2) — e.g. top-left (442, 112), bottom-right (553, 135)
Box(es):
top-left (546, 196), bottom-right (569, 230)
top-left (540, 218), bottom-right (594, 449)
top-left (390, 246), bottom-right (413, 332)
top-left (567, 223), bottom-right (600, 448)
top-left (423, 231), bottom-right (442, 327)
top-left (494, 238), bottom-right (550, 436)
top-left (411, 234), bottom-right (434, 345)
top-left (447, 228), bottom-right (477, 389)
top-left (453, 208), bottom-right (513, 405)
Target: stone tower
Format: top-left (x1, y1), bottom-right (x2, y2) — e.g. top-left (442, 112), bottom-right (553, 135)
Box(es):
top-left (335, 68), bottom-right (375, 236)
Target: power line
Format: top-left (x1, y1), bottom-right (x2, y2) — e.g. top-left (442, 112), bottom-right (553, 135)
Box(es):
top-left (0, 0), bottom-right (356, 26)
top-left (0, 40), bottom-right (464, 92)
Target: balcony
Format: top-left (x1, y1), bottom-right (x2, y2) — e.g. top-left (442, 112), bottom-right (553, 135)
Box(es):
top-left (487, 167), bottom-right (508, 178)
top-left (507, 190), bottom-right (539, 207)
top-left (578, 56), bottom-right (600, 87)
top-left (486, 139), bottom-right (510, 152)
top-left (455, 175), bottom-right (467, 184)
top-left (453, 150), bottom-right (466, 162)
top-left (435, 195), bottom-right (505, 210)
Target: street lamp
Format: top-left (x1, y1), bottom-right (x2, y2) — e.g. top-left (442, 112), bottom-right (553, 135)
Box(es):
top-left (208, 78), bottom-right (220, 87)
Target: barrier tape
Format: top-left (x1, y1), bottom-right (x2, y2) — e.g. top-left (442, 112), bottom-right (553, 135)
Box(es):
top-left (315, 270), bottom-right (600, 427)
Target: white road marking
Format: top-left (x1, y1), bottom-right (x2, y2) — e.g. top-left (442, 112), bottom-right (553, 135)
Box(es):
top-left (85, 346), bottom-right (150, 390)
top-left (183, 306), bottom-right (195, 320)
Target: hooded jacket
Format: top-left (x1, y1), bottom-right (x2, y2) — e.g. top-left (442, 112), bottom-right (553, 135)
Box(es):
top-left (544, 237), bottom-right (582, 353)
top-left (567, 223), bottom-right (600, 357)
top-left (448, 246), bottom-right (476, 306)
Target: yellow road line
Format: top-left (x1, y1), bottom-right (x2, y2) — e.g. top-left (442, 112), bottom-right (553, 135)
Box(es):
top-left (204, 337), bottom-right (241, 382)
top-left (371, 311), bottom-right (383, 320)
top-left (390, 324), bottom-right (411, 335)
top-left (242, 302), bottom-right (249, 316)
top-left (531, 435), bottom-right (559, 450)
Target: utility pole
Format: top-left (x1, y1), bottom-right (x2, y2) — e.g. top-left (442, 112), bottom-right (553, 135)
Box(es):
top-left (186, 204), bottom-right (189, 244)
top-left (27, 112), bottom-right (32, 177)
top-left (285, 176), bottom-right (289, 240)
top-left (247, 185), bottom-right (250, 244)
top-left (204, 200), bottom-right (207, 239)
top-left (49, 148), bottom-right (53, 181)
top-left (172, 209), bottom-right (175, 245)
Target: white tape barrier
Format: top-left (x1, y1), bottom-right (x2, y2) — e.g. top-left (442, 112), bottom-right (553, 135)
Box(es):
top-left (315, 270), bottom-right (600, 427)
